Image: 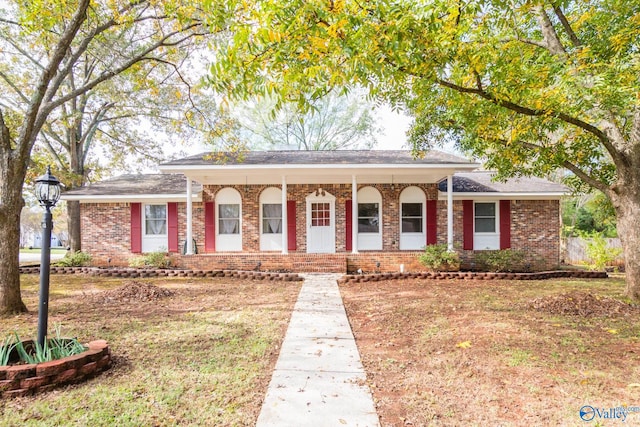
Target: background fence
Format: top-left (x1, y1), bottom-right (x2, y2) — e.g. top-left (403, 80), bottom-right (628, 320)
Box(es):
top-left (563, 237), bottom-right (624, 266)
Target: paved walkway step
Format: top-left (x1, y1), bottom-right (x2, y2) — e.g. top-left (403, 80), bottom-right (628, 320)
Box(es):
top-left (256, 273), bottom-right (380, 427)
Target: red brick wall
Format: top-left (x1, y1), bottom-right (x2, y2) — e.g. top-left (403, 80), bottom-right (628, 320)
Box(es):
top-left (79, 186), bottom-right (560, 271)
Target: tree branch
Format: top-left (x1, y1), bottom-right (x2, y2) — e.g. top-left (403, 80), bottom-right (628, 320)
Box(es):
top-left (534, 5), bottom-right (566, 56)
top-left (552, 4), bottom-right (581, 47)
top-left (17, 0), bottom-right (91, 161)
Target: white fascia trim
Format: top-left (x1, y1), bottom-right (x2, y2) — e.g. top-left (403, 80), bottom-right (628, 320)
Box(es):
top-left (437, 192), bottom-right (565, 200)
top-left (61, 194), bottom-right (202, 203)
top-left (159, 163), bottom-right (481, 172)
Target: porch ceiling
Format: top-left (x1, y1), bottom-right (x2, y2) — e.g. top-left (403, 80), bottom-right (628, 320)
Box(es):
top-left (167, 166), bottom-right (475, 186)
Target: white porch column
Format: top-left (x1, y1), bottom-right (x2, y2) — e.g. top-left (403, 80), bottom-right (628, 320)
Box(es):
top-left (352, 175), bottom-right (358, 253)
top-left (281, 176), bottom-right (288, 254)
top-left (186, 178), bottom-right (194, 255)
top-left (447, 174), bottom-right (454, 251)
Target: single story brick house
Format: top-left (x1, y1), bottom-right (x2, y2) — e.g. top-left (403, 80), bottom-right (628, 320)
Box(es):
top-left (62, 150), bottom-right (567, 273)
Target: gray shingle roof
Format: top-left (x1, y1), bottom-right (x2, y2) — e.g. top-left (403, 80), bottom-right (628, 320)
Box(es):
top-left (62, 174), bottom-right (201, 197)
top-left (160, 150), bottom-right (475, 166)
top-left (438, 172), bottom-right (567, 193)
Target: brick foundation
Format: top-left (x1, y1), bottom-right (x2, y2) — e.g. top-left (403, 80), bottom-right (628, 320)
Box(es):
top-left (0, 340), bottom-right (111, 398)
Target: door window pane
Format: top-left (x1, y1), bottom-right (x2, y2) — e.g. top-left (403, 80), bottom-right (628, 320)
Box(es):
top-left (262, 203), bottom-right (282, 234)
top-left (311, 202), bottom-right (330, 227)
top-left (219, 204), bottom-right (240, 234)
top-left (401, 203), bottom-right (423, 232)
top-left (144, 205), bottom-right (166, 235)
top-left (358, 203), bottom-right (379, 233)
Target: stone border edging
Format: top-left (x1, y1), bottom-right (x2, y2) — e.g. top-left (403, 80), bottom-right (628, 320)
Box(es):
top-left (0, 340), bottom-right (111, 399)
top-left (19, 266), bottom-right (304, 282)
top-left (338, 270), bottom-right (608, 284)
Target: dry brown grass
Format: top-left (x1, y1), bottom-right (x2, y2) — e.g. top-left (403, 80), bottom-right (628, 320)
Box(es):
top-left (340, 277), bottom-right (640, 426)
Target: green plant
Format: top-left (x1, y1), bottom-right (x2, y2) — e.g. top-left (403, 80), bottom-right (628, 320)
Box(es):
top-left (0, 335), bottom-right (16, 366)
top-left (418, 244), bottom-right (460, 271)
top-left (56, 250), bottom-right (92, 267)
top-left (11, 327), bottom-right (87, 365)
top-left (128, 250), bottom-right (172, 269)
top-left (475, 249), bottom-right (526, 272)
top-left (584, 232), bottom-right (623, 271)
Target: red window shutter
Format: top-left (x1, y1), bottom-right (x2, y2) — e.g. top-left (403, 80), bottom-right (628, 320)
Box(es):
top-left (287, 200), bottom-right (297, 251)
top-left (500, 200), bottom-right (511, 249)
top-left (463, 200), bottom-right (474, 250)
top-left (204, 201), bottom-right (216, 252)
top-left (130, 203), bottom-right (142, 253)
top-left (346, 200), bottom-right (353, 251)
top-left (426, 200), bottom-right (438, 245)
top-left (167, 202), bottom-right (179, 253)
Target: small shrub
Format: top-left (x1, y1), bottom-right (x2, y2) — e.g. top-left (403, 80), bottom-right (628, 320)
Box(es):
top-left (584, 232), bottom-right (623, 271)
top-left (475, 249), bottom-right (526, 272)
top-left (418, 244), bottom-right (460, 271)
top-left (56, 250), bottom-right (92, 267)
top-left (128, 250), bottom-right (171, 269)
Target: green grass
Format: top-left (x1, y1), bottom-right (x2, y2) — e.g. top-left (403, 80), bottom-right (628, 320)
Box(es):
top-left (0, 274), bottom-right (301, 426)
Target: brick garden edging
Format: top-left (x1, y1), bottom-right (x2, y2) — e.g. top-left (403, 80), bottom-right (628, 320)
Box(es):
top-left (19, 266), bottom-right (303, 282)
top-left (338, 270), bottom-right (608, 285)
top-left (0, 340), bottom-right (111, 399)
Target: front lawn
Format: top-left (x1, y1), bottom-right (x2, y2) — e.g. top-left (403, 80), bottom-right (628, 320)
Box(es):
top-left (0, 274), bottom-right (300, 426)
top-left (341, 277), bottom-right (640, 426)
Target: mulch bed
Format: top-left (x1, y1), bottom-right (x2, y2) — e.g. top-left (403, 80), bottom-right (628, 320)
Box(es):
top-left (527, 291), bottom-right (639, 317)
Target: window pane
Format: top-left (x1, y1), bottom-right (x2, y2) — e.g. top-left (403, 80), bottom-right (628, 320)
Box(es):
top-left (475, 218), bottom-right (496, 233)
top-left (358, 203), bottom-right (378, 217)
top-left (219, 219), bottom-right (239, 234)
top-left (219, 204), bottom-right (239, 219)
top-left (358, 218), bottom-right (379, 233)
top-left (402, 203), bottom-right (422, 217)
top-left (402, 218), bottom-right (422, 233)
top-left (475, 203), bottom-right (495, 217)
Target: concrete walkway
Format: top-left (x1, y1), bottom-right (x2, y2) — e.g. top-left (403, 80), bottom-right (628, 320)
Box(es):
top-left (256, 273), bottom-right (380, 427)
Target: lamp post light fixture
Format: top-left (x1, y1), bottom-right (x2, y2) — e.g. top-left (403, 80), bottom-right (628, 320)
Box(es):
top-left (34, 166), bottom-right (61, 348)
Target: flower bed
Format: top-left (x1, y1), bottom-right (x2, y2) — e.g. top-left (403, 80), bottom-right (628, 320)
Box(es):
top-left (0, 340), bottom-right (111, 398)
top-left (338, 270), bottom-right (608, 284)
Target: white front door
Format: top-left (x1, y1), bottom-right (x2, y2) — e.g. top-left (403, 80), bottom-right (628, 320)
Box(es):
top-left (306, 191), bottom-right (335, 253)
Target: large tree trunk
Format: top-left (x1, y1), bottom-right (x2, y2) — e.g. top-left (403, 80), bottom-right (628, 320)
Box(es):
top-left (67, 200), bottom-right (82, 252)
top-left (0, 171), bottom-right (27, 315)
top-left (611, 169), bottom-right (640, 301)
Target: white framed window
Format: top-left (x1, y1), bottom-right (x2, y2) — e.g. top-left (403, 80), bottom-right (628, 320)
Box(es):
top-left (357, 186), bottom-right (382, 250)
top-left (142, 204), bottom-right (167, 252)
top-left (144, 204), bottom-right (167, 235)
top-left (215, 187), bottom-right (242, 251)
top-left (474, 201), bottom-right (499, 250)
top-left (401, 203), bottom-right (423, 233)
top-left (262, 204), bottom-right (282, 233)
top-left (260, 187), bottom-right (283, 251)
top-left (218, 204), bottom-right (240, 234)
top-left (399, 186), bottom-right (426, 250)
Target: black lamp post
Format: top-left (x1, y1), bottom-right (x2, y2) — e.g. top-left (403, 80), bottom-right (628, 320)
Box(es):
top-left (35, 166), bottom-right (61, 348)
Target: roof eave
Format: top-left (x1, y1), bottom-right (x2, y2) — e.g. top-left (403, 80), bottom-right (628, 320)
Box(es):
top-left (61, 193), bottom-right (202, 203)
